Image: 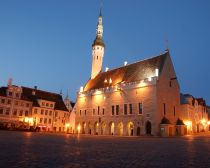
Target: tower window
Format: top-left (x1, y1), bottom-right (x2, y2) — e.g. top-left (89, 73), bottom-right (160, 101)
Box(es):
top-left (163, 103), bottom-right (166, 115)
top-left (97, 56), bottom-right (98, 60)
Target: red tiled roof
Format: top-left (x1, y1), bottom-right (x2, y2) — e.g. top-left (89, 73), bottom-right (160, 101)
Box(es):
top-left (84, 51), bottom-right (168, 91)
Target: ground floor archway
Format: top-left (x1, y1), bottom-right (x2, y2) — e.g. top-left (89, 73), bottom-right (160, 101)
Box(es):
top-left (109, 122), bottom-right (115, 135)
top-left (94, 122), bottom-right (99, 135)
top-left (127, 122), bottom-right (134, 136)
top-left (137, 126), bottom-right (141, 136)
top-left (117, 122), bottom-right (123, 136)
top-left (145, 121), bottom-right (152, 134)
top-left (101, 122), bottom-right (106, 135)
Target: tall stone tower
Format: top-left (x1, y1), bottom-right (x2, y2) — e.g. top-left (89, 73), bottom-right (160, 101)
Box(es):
top-left (91, 9), bottom-right (105, 79)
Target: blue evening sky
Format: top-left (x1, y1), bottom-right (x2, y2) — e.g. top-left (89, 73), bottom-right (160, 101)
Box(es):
top-left (0, 0), bottom-right (210, 104)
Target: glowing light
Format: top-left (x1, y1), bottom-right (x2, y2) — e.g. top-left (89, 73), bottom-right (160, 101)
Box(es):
top-left (109, 78), bottom-right (112, 84)
top-left (105, 67), bottom-right (109, 72)
top-left (94, 90), bottom-right (102, 95)
top-left (77, 124), bottom-right (81, 133)
top-left (184, 121), bottom-right (192, 127)
top-left (200, 119), bottom-right (206, 125)
top-left (96, 123), bottom-right (99, 127)
top-left (138, 81), bottom-right (147, 87)
top-left (80, 86), bottom-right (83, 92)
top-left (148, 77), bottom-right (152, 81)
top-left (24, 117), bottom-right (29, 122)
top-left (104, 78), bottom-right (107, 83)
top-left (155, 68), bottom-right (159, 77)
top-left (208, 121), bottom-right (210, 125)
top-left (65, 123), bottom-right (70, 127)
top-left (124, 61), bottom-right (127, 66)
top-left (103, 96), bottom-right (106, 100)
top-left (28, 118), bottom-right (33, 125)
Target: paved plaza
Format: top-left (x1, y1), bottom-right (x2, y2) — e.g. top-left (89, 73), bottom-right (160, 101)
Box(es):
top-left (0, 131), bottom-right (210, 168)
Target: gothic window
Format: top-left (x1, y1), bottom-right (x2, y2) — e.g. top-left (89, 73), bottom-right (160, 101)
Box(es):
top-left (124, 104), bottom-right (127, 115)
top-left (116, 105), bottom-right (119, 115)
top-left (163, 103), bottom-right (166, 115)
top-left (112, 105), bottom-right (114, 115)
top-left (129, 104), bottom-right (132, 114)
top-left (139, 102), bottom-right (143, 114)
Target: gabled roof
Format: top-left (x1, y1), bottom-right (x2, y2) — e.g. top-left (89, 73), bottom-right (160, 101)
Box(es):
top-left (21, 87), bottom-right (68, 111)
top-left (84, 51), bottom-right (168, 91)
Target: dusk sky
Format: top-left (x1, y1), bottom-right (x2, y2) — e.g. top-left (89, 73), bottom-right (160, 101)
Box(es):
top-left (0, 0), bottom-right (210, 104)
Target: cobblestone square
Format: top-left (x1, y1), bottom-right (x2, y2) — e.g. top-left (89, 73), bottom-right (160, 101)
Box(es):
top-left (0, 131), bottom-right (210, 168)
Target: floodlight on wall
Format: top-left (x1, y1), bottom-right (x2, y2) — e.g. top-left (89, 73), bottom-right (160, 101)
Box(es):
top-left (105, 67), bottom-right (109, 72)
top-left (124, 61), bottom-right (128, 66)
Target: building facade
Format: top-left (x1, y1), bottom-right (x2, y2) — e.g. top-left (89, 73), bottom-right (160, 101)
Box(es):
top-left (180, 94), bottom-right (209, 134)
top-left (0, 82), bottom-right (72, 133)
top-left (75, 11), bottom-right (186, 136)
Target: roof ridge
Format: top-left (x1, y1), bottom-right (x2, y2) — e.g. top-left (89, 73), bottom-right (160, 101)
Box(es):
top-left (101, 50), bottom-right (168, 75)
top-left (21, 86), bottom-right (61, 96)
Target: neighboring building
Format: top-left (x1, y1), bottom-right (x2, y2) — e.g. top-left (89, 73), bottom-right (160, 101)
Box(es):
top-left (0, 83), bottom-right (33, 129)
top-left (180, 94), bottom-right (209, 134)
top-left (22, 86), bottom-right (70, 132)
top-left (75, 11), bottom-right (185, 136)
top-left (0, 81), bottom-right (72, 133)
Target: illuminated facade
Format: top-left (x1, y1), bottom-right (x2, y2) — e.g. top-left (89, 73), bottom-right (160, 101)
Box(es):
top-left (75, 11), bottom-right (185, 136)
top-left (0, 84), bottom-right (33, 129)
top-left (180, 94), bottom-right (209, 134)
top-left (0, 81), bottom-right (72, 133)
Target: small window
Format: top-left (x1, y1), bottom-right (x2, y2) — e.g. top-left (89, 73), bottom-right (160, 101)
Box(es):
top-left (174, 106), bottom-right (176, 117)
top-left (26, 103), bottom-right (30, 107)
top-left (129, 104), bottom-right (132, 114)
top-left (45, 110), bottom-right (48, 115)
top-left (41, 109), bottom-right (44, 115)
top-left (116, 105), bottom-right (119, 115)
top-left (19, 110), bottom-right (23, 116)
top-left (98, 106), bottom-right (100, 115)
top-left (8, 91), bottom-right (13, 96)
top-left (49, 111), bottom-right (52, 116)
top-left (7, 100), bottom-right (11, 105)
top-left (34, 108), bottom-right (38, 114)
top-left (1, 99), bottom-right (5, 104)
top-left (169, 81), bottom-right (172, 87)
top-left (13, 109), bottom-right (17, 116)
top-left (102, 108), bottom-right (105, 115)
top-left (124, 104), bottom-right (127, 115)
top-left (44, 118), bottom-right (47, 124)
top-left (93, 109), bottom-right (95, 115)
top-left (15, 101), bottom-right (18, 106)
top-left (50, 104), bottom-right (53, 107)
top-left (138, 102), bottom-right (143, 115)
top-left (112, 105), bottom-right (115, 115)
top-left (85, 110), bottom-right (87, 116)
top-left (25, 111), bottom-right (28, 116)
top-left (97, 56), bottom-right (98, 60)
top-left (163, 103), bottom-right (166, 115)
top-left (80, 110), bottom-right (81, 116)
top-left (40, 118), bottom-right (43, 123)
top-left (5, 108), bottom-right (10, 115)
top-left (0, 108), bottom-right (3, 114)
top-left (16, 93), bottom-right (20, 98)
top-left (46, 103), bottom-right (49, 107)
top-left (49, 119), bottom-right (52, 124)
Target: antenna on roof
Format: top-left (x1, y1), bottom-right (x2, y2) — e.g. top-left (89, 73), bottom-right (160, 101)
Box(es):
top-left (165, 36), bottom-right (169, 52)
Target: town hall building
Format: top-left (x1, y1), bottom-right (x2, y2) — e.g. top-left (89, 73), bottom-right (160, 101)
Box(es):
top-left (75, 11), bottom-right (208, 136)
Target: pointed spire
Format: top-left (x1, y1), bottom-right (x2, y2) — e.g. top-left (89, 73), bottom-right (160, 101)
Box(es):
top-left (99, 0), bottom-right (103, 17)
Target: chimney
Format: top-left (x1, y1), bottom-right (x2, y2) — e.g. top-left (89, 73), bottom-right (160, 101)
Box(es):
top-left (8, 78), bottom-right (13, 86)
